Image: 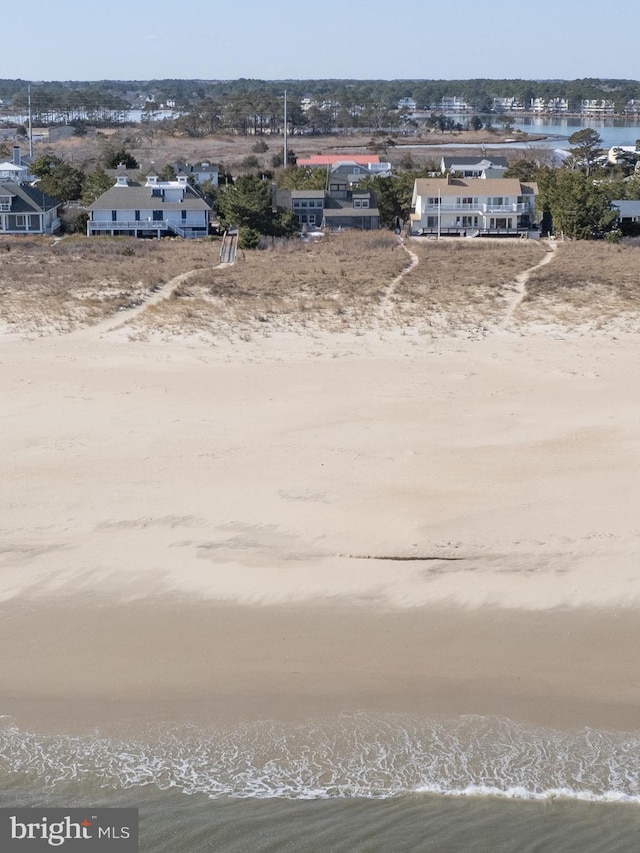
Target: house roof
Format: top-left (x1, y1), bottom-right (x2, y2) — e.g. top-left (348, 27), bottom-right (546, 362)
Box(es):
top-left (442, 156), bottom-right (508, 169)
top-left (413, 177), bottom-right (537, 197)
top-left (612, 200), bottom-right (640, 217)
top-left (0, 182), bottom-right (59, 212)
top-left (291, 189), bottom-right (326, 198)
top-left (87, 183), bottom-right (211, 212)
top-left (297, 154), bottom-right (380, 166)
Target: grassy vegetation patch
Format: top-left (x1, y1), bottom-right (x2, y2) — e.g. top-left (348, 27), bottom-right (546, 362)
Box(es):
top-left (521, 241), bottom-right (640, 330)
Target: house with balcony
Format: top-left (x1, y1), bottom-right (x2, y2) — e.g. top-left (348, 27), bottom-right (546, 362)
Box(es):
top-left (274, 183), bottom-right (379, 231)
top-left (86, 172), bottom-right (211, 238)
top-left (0, 182), bottom-right (60, 235)
top-left (439, 96), bottom-right (470, 112)
top-left (493, 97), bottom-right (525, 113)
top-left (0, 146), bottom-right (35, 183)
top-left (409, 176), bottom-right (538, 237)
top-left (322, 188), bottom-right (379, 231)
top-left (581, 99), bottom-right (615, 116)
top-left (530, 97), bottom-right (569, 114)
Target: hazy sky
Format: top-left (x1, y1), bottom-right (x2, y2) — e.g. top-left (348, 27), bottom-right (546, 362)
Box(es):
top-left (4, 0), bottom-right (639, 81)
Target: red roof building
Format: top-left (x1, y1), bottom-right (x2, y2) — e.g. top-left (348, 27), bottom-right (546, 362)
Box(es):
top-left (296, 154), bottom-right (380, 167)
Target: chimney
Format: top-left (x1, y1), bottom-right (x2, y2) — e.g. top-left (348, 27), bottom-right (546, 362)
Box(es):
top-left (12, 146), bottom-right (21, 166)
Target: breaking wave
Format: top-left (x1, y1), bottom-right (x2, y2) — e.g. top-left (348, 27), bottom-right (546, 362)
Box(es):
top-left (1, 713), bottom-right (639, 803)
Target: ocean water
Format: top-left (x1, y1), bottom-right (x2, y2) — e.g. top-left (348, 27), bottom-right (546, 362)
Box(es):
top-left (2, 713), bottom-right (640, 851)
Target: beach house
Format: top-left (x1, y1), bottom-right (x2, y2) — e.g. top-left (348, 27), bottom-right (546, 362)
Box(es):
top-left (0, 182), bottom-right (60, 235)
top-left (410, 176), bottom-right (538, 237)
top-left (86, 172), bottom-right (211, 238)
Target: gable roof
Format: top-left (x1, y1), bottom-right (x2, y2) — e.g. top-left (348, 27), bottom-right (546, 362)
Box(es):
top-left (0, 182), bottom-right (59, 211)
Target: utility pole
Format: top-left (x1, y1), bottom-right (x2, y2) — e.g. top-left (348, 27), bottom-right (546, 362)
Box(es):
top-left (28, 84), bottom-right (33, 157)
top-left (283, 89), bottom-right (288, 167)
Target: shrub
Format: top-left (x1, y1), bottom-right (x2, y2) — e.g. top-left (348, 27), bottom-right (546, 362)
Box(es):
top-left (238, 227), bottom-right (261, 249)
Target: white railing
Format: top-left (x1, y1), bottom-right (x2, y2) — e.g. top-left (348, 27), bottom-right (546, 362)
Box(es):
top-left (88, 219), bottom-right (169, 230)
top-left (422, 203), bottom-right (529, 214)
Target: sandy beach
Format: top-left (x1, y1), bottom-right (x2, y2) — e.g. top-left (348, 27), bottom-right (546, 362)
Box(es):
top-left (2, 321), bottom-right (640, 737)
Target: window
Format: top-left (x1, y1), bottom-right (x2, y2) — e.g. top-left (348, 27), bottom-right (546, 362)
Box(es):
top-left (361, 199), bottom-right (369, 209)
top-left (181, 210), bottom-right (187, 221)
top-left (426, 197), bottom-right (441, 206)
top-left (111, 210), bottom-right (117, 221)
top-left (308, 214), bottom-right (316, 224)
top-left (14, 214), bottom-right (26, 229)
top-left (300, 214), bottom-right (307, 223)
top-left (293, 199), bottom-right (301, 208)
top-left (153, 210), bottom-right (163, 222)
top-left (492, 197), bottom-right (504, 206)
top-left (353, 199), bottom-right (362, 208)
top-left (0, 196), bottom-right (10, 211)
top-left (135, 210), bottom-right (140, 221)
top-left (301, 200), bottom-right (308, 208)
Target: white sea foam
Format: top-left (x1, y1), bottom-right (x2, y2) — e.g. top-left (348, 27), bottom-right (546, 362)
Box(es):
top-left (1, 713), bottom-right (639, 803)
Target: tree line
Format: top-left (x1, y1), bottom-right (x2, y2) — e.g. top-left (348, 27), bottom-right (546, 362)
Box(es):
top-left (4, 78), bottom-right (640, 130)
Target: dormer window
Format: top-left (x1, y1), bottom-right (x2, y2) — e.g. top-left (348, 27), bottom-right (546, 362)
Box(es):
top-left (0, 195), bottom-right (11, 211)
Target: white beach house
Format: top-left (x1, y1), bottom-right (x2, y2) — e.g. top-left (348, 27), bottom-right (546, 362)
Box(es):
top-left (410, 176), bottom-right (538, 237)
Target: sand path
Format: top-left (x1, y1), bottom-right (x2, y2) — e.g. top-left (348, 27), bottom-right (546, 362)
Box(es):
top-left (65, 268), bottom-right (205, 340)
top-left (499, 239), bottom-right (558, 329)
top-left (374, 238), bottom-right (419, 325)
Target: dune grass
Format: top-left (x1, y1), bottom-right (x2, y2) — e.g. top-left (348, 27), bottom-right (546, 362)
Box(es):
top-left (133, 231), bottom-right (408, 337)
top-left (2, 232), bottom-right (640, 340)
top-left (0, 236), bottom-right (215, 334)
top-left (393, 239), bottom-right (547, 334)
top-left (519, 240), bottom-right (640, 331)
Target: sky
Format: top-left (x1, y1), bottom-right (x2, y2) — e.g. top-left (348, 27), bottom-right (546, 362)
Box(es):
top-left (4, 0), bottom-right (640, 82)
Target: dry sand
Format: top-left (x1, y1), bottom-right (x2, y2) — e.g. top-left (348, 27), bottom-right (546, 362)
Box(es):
top-left (1, 319), bottom-right (640, 736)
